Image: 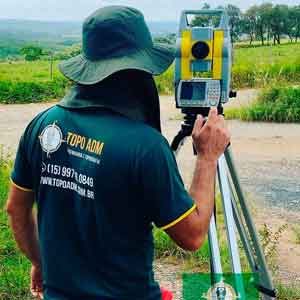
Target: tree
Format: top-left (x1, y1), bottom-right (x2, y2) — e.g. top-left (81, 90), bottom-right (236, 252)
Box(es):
top-left (243, 6), bottom-right (258, 44)
top-left (225, 4), bottom-right (242, 42)
top-left (284, 7), bottom-right (297, 42)
top-left (192, 4), bottom-right (221, 28)
top-left (240, 15), bottom-right (254, 44)
top-left (260, 3), bottom-right (274, 44)
top-left (267, 5), bottom-right (288, 45)
top-left (294, 6), bottom-right (300, 42)
top-left (256, 3), bottom-right (273, 45)
top-left (20, 45), bottom-right (43, 61)
top-left (202, 3), bottom-right (210, 10)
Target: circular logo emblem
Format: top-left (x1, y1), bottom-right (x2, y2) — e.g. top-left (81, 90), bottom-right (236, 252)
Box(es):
top-left (39, 123), bottom-right (64, 155)
top-left (202, 281), bottom-right (239, 300)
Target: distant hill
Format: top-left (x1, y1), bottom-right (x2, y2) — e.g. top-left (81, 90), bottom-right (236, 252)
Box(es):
top-left (0, 19), bottom-right (177, 42)
top-left (0, 19), bottom-right (177, 59)
top-left (0, 19), bottom-right (82, 46)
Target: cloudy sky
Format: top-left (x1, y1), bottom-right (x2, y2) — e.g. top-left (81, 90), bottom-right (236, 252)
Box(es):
top-left (0, 0), bottom-right (298, 21)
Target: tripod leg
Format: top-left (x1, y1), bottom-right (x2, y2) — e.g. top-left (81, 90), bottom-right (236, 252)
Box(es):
top-left (230, 183), bottom-right (257, 273)
top-left (225, 147), bottom-right (276, 300)
top-left (218, 154), bottom-right (246, 299)
top-left (208, 213), bottom-right (223, 284)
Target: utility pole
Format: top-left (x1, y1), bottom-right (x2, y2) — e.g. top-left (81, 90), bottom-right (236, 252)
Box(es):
top-left (50, 52), bottom-right (54, 80)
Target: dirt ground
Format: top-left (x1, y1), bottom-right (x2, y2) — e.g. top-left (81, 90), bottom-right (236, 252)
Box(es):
top-left (0, 89), bottom-right (299, 295)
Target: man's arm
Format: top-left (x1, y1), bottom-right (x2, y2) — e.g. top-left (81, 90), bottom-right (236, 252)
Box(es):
top-left (6, 184), bottom-right (41, 267)
top-left (165, 108), bottom-right (230, 251)
top-left (7, 184), bottom-right (43, 298)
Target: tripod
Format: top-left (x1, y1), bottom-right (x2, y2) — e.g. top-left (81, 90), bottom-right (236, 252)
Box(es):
top-left (171, 111), bottom-right (276, 300)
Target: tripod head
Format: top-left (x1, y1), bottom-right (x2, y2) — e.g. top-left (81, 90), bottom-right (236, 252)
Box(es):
top-left (171, 106), bottom-right (224, 153)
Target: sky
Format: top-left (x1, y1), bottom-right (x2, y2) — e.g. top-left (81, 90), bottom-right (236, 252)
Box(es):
top-left (0, 0), bottom-right (299, 22)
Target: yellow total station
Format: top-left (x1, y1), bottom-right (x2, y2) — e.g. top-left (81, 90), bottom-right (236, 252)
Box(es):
top-left (180, 30), bottom-right (224, 80)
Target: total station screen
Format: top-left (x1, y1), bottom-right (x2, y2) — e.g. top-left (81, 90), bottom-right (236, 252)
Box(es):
top-left (180, 81), bottom-right (206, 101)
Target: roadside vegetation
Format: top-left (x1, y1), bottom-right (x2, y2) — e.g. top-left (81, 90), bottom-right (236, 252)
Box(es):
top-left (226, 85), bottom-right (300, 122)
top-left (232, 43), bottom-right (300, 89)
top-left (0, 61), bottom-right (68, 104)
top-left (1, 41), bottom-right (300, 104)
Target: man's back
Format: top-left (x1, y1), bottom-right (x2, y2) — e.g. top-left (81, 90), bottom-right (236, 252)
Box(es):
top-left (12, 105), bottom-right (194, 300)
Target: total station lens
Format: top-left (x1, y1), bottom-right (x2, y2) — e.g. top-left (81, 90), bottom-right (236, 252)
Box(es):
top-left (192, 41), bottom-right (210, 59)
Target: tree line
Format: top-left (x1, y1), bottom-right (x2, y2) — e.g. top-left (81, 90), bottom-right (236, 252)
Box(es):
top-left (226, 3), bottom-right (300, 45)
top-left (194, 3), bottom-right (300, 45)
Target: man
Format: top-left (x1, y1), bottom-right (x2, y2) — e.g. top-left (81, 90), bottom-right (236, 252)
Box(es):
top-left (6, 6), bottom-right (230, 300)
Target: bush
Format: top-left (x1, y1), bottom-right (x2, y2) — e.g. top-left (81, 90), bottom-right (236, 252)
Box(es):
top-left (155, 65), bottom-right (174, 95)
top-left (226, 85), bottom-right (300, 122)
top-left (0, 78), bottom-right (69, 104)
top-left (248, 85), bottom-right (300, 122)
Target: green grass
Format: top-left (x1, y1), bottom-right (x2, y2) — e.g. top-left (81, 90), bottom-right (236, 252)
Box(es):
top-left (292, 225), bottom-right (300, 245)
top-left (0, 61), bottom-right (62, 82)
top-left (234, 42), bottom-right (300, 67)
top-left (232, 43), bottom-right (300, 89)
top-left (225, 107), bottom-right (250, 121)
top-left (1, 42), bottom-right (300, 103)
top-left (0, 151), bottom-right (31, 300)
top-left (276, 282), bottom-right (300, 300)
top-left (155, 65), bottom-right (174, 95)
top-left (225, 85), bottom-right (300, 122)
top-left (0, 61), bottom-right (68, 104)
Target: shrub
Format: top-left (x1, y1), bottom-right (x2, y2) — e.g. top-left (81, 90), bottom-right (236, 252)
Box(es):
top-left (226, 85), bottom-right (300, 123)
top-left (155, 65), bottom-right (174, 95)
top-left (248, 85), bottom-right (300, 122)
top-left (0, 78), bottom-right (69, 104)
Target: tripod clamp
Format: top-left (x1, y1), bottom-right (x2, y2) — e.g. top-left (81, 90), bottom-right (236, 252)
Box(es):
top-left (171, 106), bottom-right (224, 154)
top-left (171, 114), bottom-right (196, 153)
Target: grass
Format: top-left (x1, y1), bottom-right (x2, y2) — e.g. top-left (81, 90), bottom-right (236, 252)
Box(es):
top-left (0, 151), bottom-right (31, 300)
top-left (232, 43), bottom-right (300, 89)
top-left (0, 61), bottom-right (62, 82)
top-left (225, 85), bottom-right (300, 122)
top-left (292, 225), bottom-right (300, 245)
top-left (1, 42), bottom-right (300, 103)
top-left (0, 61), bottom-right (68, 104)
top-left (276, 283), bottom-right (300, 300)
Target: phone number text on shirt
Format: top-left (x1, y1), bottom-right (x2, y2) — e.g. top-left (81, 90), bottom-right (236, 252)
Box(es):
top-left (44, 163), bottom-right (94, 188)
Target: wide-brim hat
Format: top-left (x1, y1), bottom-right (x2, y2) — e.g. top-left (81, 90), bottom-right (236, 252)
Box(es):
top-left (59, 6), bottom-right (175, 85)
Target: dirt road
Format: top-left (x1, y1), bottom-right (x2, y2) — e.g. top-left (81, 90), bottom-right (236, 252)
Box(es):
top-left (0, 90), bottom-right (299, 284)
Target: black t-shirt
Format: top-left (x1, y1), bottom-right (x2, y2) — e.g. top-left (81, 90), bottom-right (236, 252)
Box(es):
top-left (11, 105), bottom-right (196, 300)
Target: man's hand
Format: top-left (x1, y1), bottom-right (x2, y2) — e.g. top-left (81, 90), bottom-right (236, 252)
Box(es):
top-left (31, 264), bottom-right (43, 299)
top-left (192, 107), bottom-right (231, 162)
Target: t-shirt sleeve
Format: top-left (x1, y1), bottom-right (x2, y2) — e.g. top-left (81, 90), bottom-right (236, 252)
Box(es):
top-left (139, 139), bottom-right (196, 230)
top-left (11, 133), bottom-right (34, 192)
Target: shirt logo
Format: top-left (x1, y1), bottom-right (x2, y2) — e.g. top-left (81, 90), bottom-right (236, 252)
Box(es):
top-left (39, 123), bottom-right (65, 156)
